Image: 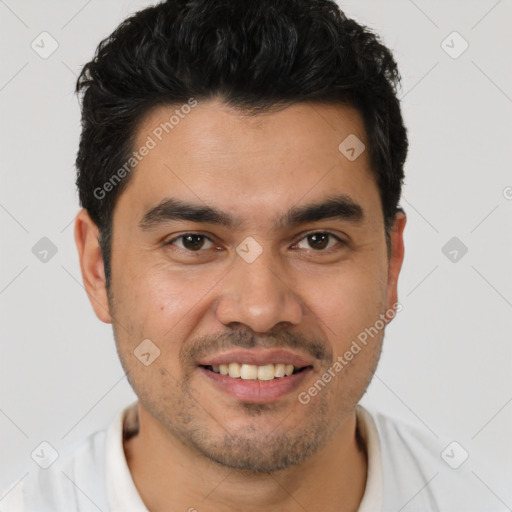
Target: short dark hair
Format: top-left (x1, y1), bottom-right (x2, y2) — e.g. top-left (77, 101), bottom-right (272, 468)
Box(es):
top-left (75, 0), bottom-right (408, 289)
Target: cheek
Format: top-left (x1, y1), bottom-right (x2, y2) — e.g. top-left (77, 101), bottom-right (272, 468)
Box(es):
top-left (110, 263), bottom-right (218, 373)
top-left (112, 261), bottom-right (193, 331)
top-left (310, 262), bottom-right (388, 345)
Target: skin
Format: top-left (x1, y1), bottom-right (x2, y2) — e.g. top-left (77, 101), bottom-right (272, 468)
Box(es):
top-left (75, 99), bottom-right (406, 512)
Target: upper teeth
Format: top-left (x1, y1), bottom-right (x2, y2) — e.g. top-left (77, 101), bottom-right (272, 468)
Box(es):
top-left (211, 363), bottom-right (295, 380)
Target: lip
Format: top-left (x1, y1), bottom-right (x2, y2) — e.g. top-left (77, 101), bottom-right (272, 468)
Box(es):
top-left (196, 348), bottom-right (314, 368)
top-left (198, 365), bottom-right (313, 403)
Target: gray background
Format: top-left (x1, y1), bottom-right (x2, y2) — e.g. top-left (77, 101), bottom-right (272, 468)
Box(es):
top-left (1, 0), bottom-right (511, 505)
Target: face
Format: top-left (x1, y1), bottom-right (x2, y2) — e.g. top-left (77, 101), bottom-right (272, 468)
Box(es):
top-left (76, 99), bottom-right (405, 473)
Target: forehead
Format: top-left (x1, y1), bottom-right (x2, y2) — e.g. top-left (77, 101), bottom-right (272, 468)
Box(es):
top-left (115, 99), bottom-right (381, 229)
top-left (136, 99), bottom-right (368, 165)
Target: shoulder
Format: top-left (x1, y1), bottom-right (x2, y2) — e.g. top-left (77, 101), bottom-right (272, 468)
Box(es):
top-left (359, 404), bottom-right (512, 512)
top-left (1, 424), bottom-right (111, 512)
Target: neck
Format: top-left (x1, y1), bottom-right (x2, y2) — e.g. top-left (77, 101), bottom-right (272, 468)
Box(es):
top-left (123, 402), bottom-right (367, 512)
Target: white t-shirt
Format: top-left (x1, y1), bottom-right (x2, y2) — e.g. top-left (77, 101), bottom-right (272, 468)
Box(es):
top-left (0, 401), bottom-right (509, 511)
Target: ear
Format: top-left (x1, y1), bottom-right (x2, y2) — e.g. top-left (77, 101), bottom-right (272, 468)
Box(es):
top-left (74, 209), bottom-right (112, 324)
top-left (385, 209), bottom-right (406, 320)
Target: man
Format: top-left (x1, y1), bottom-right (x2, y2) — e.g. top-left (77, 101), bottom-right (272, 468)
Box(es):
top-left (1, 0), bottom-right (508, 510)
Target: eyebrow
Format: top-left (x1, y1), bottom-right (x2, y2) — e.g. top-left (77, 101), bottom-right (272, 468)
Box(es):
top-left (138, 194), bottom-right (364, 232)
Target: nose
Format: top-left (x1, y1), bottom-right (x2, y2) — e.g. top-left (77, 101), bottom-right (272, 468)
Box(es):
top-left (214, 248), bottom-right (304, 333)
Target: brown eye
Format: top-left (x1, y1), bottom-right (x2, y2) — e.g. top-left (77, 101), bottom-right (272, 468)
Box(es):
top-left (168, 234), bottom-right (214, 251)
top-left (295, 232), bottom-right (342, 251)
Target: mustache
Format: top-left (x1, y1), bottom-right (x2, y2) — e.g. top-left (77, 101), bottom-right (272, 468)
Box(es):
top-left (181, 327), bottom-right (333, 366)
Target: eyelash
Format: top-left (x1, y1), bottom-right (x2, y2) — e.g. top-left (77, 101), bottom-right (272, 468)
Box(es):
top-left (165, 231), bottom-right (346, 254)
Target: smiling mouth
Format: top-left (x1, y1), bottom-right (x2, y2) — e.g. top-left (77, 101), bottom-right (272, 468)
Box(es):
top-left (200, 363), bottom-right (311, 381)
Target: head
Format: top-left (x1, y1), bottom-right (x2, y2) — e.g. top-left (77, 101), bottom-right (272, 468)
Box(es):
top-left (74, 0), bottom-right (407, 473)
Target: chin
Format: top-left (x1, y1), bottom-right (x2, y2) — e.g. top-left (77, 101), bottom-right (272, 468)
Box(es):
top-left (187, 420), bottom-right (330, 474)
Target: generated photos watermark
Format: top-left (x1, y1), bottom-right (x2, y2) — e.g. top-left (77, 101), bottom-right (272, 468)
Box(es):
top-left (298, 302), bottom-right (403, 405)
top-left (94, 97), bottom-right (198, 200)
